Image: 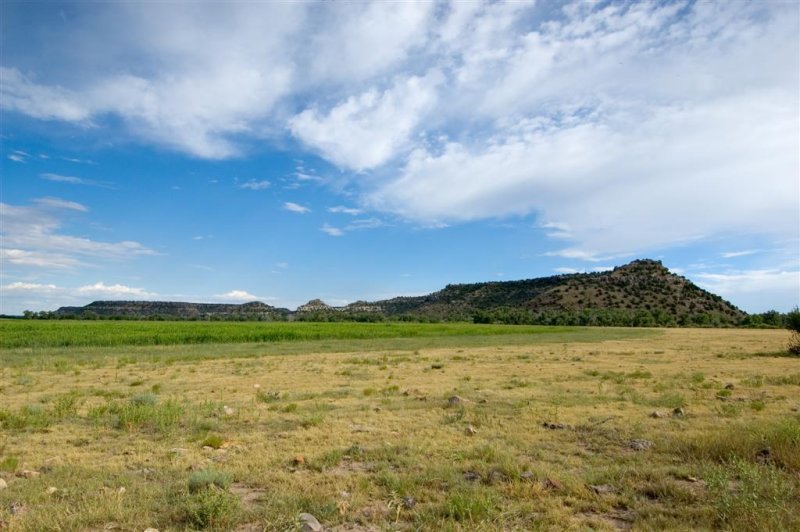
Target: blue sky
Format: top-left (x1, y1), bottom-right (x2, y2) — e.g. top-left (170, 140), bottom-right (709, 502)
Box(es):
top-left (1, 0), bottom-right (798, 314)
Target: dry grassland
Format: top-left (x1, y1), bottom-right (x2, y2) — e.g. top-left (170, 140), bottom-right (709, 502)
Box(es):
top-left (1, 327), bottom-right (798, 531)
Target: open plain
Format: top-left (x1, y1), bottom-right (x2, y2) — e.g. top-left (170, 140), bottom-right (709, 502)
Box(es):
top-left (0, 323), bottom-right (798, 531)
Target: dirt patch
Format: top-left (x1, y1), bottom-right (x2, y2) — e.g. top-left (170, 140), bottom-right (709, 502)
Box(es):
top-left (229, 482), bottom-right (267, 510)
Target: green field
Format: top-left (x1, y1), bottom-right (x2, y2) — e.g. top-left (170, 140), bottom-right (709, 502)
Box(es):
top-left (1, 325), bottom-right (798, 531)
top-left (0, 320), bottom-right (646, 349)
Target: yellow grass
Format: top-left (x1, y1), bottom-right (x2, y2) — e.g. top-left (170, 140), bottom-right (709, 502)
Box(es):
top-left (0, 327), bottom-right (798, 530)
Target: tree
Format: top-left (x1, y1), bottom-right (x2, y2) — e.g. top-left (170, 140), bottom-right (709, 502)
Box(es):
top-left (787, 307), bottom-right (800, 355)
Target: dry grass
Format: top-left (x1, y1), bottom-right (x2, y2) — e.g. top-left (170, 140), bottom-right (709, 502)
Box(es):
top-left (0, 327), bottom-right (798, 530)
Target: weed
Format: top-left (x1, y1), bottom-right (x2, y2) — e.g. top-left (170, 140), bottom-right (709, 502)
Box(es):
top-left (180, 487), bottom-right (241, 529)
top-left (0, 456), bottom-right (19, 472)
top-left (202, 434), bottom-right (225, 449)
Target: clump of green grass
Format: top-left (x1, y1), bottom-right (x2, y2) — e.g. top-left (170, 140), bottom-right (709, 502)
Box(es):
top-left (440, 486), bottom-right (500, 522)
top-left (0, 404), bottom-right (52, 431)
top-left (201, 434), bottom-right (225, 449)
top-left (112, 393), bottom-right (183, 433)
top-left (707, 458), bottom-right (799, 530)
top-left (672, 417), bottom-right (800, 471)
top-left (180, 486), bottom-right (240, 530)
top-left (0, 455), bottom-right (20, 472)
top-left (765, 373), bottom-right (800, 386)
top-left (188, 468), bottom-right (232, 492)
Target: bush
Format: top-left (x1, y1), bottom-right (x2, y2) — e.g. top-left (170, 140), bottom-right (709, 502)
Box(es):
top-left (786, 307), bottom-right (800, 355)
top-left (180, 486), bottom-right (240, 529)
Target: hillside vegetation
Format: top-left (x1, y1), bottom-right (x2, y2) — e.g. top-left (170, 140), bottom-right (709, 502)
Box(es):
top-left (40, 259), bottom-right (747, 326)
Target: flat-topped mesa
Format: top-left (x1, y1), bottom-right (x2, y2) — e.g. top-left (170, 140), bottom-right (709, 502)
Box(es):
top-left (54, 300), bottom-right (290, 319)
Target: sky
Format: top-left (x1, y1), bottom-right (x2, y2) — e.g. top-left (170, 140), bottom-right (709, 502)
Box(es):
top-left (1, 0), bottom-right (798, 315)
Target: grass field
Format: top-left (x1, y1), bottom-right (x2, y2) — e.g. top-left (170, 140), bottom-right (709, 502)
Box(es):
top-left (0, 321), bottom-right (623, 349)
top-left (0, 324), bottom-right (798, 531)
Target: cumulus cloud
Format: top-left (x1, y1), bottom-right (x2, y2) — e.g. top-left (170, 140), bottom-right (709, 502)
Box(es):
top-left (2, 0), bottom-right (797, 262)
top-left (290, 72), bottom-right (441, 170)
top-left (214, 289), bottom-right (260, 301)
top-left (76, 282), bottom-right (156, 298)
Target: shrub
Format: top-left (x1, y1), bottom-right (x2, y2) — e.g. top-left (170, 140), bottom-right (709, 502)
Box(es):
top-left (786, 307), bottom-right (800, 355)
top-left (180, 487), bottom-right (240, 529)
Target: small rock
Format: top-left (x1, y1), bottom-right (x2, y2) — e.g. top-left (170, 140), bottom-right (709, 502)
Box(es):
top-left (118, 487), bottom-right (126, 495)
top-left (298, 512), bottom-right (323, 532)
top-left (17, 470), bottom-right (40, 479)
top-left (487, 469), bottom-right (509, 484)
top-left (0, 479), bottom-right (7, 490)
top-left (650, 410), bottom-right (665, 418)
top-left (202, 446), bottom-right (214, 452)
top-left (143, 528), bottom-right (160, 532)
top-left (465, 425), bottom-right (478, 436)
top-left (520, 471), bottom-right (535, 481)
top-left (46, 486), bottom-right (58, 495)
top-left (401, 496), bottom-right (416, 509)
top-left (542, 422), bottom-right (567, 430)
top-left (725, 383), bottom-right (735, 390)
top-left (253, 384), bottom-right (261, 389)
top-left (463, 470), bottom-right (480, 482)
top-left (686, 476), bottom-right (700, 483)
top-left (448, 395), bottom-right (467, 406)
top-left (629, 439), bottom-right (654, 451)
top-left (672, 407), bottom-right (685, 417)
top-left (222, 405), bottom-right (235, 416)
top-left (168, 448), bottom-right (187, 455)
top-left (589, 484), bottom-right (617, 495)
top-left (292, 455), bottom-right (306, 466)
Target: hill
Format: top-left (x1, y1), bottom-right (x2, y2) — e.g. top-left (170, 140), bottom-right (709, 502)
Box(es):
top-left (51, 259), bottom-right (745, 326)
top-left (370, 259), bottom-right (744, 326)
top-left (54, 300), bottom-right (290, 321)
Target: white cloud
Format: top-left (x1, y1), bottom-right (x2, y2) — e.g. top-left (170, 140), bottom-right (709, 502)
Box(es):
top-left (694, 269), bottom-right (800, 313)
top-left (0, 202), bottom-right (155, 270)
top-left (3, 282), bottom-right (58, 292)
top-left (289, 72), bottom-right (441, 170)
top-left (321, 224), bottom-right (344, 237)
top-left (284, 202), bottom-right (310, 214)
top-left (239, 179), bottom-right (271, 190)
top-left (8, 153), bottom-right (26, 163)
top-left (40, 173), bottom-right (112, 188)
top-left (214, 289), bottom-right (260, 301)
top-left (721, 250), bottom-right (762, 259)
top-left (76, 281), bottom-right (156, 298)
top-left (329, 206), bottom-right (364, 216)
top-left (35, 197), bottom-right (88, 212)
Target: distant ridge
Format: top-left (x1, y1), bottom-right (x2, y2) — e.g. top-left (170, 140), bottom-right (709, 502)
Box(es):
top-left (55, 300), bottom-right (290, 320)
top-left (54, 259), bottom-right (745, 325)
